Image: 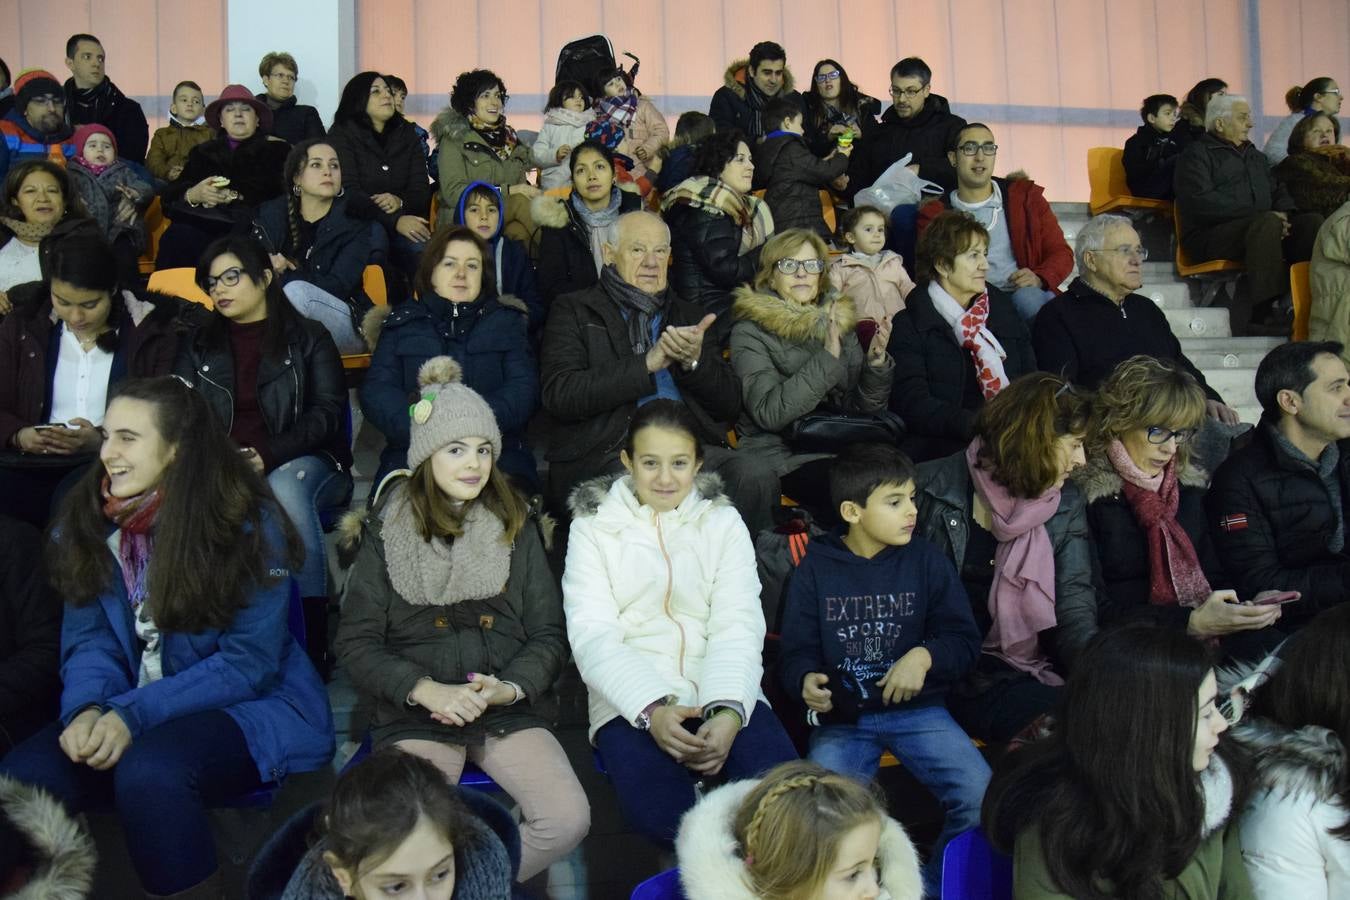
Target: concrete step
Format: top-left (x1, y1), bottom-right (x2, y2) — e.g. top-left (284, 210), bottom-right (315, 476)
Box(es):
top-left (1164, 306), bottom-right (1231, 338)
top-left (1181, 336), bottom-right (1284, 370)
top-left (1202, 367), bottom-right (1259, 411)
top-left (1139, 281), bottom-right (1192, 309)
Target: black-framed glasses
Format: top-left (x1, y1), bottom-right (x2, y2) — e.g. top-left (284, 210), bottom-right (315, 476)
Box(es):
top-left (202, 267), bottom-right (243, 292)
top-left (1146, 425), bottom-right (1195, 445)
top-left (29, 95), bottom-right (63, 108)
top-left (775, 258), bottom-right (826, 275)
top-left (957, 141), bottom-right (998, 157)
top-left (889, 85), bottom-right (926, 98)
top-left (1096, 245), bottom-right (1149, 261)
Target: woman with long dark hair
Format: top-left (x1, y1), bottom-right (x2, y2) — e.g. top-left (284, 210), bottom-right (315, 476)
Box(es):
top-left (1232, 603), bottom-right (1350, 896)
top-left (326, 72), bottom-right (432, 282)
top-left (0, 375), bottom-right (334, 900)
top-left (175, 234), bottom-right (352, 670)
top-left (802, 59), bottom-right (881, 159)
top-left (252, 137), bottom-right (375, 353)
top-left (984, 623), bottom-right (1253, 900)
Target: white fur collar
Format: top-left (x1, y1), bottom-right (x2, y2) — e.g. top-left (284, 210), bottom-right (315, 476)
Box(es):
top-left (1199, 754), bottom-right (1235, 839)
top-left (675, 779), bottom-right (923, 900)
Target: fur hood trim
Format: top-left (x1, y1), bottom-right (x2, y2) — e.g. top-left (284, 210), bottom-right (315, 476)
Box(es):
top-left (1199, 754), bottom-right (1237, 839)
top-left (1075, 452), bottom-right (1209, 503)
top-left (0, 775), bottom-right (96, 900)
top-left (530, 193), bottom-right (570, 230)
top-left (676, 778), bottom-right (922, 900)
top-left (567, 471), bottom-right (727, 518)
top-left (1230, 717), bottom-right (1349, 804)
top-left (361, 304), bottom-right (392, 352)
top-left (722, 58), bottom-right (796, 100)
top-left (731, 286), bottom-right (858, 342)
top-left (430, 106), bottom-right (470, 144)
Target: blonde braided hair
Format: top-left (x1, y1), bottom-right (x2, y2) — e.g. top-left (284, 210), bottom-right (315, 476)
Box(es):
top-left (733, 761), bottom-right (886, 900)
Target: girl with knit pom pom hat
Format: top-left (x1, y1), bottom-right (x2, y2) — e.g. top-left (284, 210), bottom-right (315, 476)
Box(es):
top-left (335, 356), bottom-right (590, 884)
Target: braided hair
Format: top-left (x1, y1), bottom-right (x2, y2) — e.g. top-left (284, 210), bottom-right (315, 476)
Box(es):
top-left (280, 137), bottom-right (340, 257)
top-left (732, 761), bottom-right (886, 900)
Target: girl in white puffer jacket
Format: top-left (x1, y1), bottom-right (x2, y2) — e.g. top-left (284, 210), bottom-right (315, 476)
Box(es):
top-left (562, 399), bottom-right (798, 847)
top-left (533, 81), bottom-right (594, 190)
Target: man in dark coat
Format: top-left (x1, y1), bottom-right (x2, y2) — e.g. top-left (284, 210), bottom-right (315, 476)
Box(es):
top-left (847, 57), bottom-right (966, 195)
top-left (1207, 341), bottom-right (1350, 628)
top-left (0, 514), bottom-right (60, 755)
top-left (709, 41), bottom-right (805, 141)
top-left (540, 211), bottom-right (777, 528)
top-left (1174, 93), bottom-right (1323, 335)
top-left (62, 33), bottom-right (149, 165)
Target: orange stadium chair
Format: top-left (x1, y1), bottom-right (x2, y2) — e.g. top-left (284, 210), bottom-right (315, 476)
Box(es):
top-left (1290, 260), bottom-right (1311, 341)
top-left (1086, 147), bottom-right (1172, 216)
top-left (147, 267), bottom-right (211, 307)
top-left (138, 197), bottom-right (170, 275)
top-left (1173, 206), bottom-right (1243, 279)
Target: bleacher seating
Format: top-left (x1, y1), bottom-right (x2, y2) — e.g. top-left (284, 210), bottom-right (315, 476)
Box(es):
top-left (1086, 147), bottom-right (1171, 217)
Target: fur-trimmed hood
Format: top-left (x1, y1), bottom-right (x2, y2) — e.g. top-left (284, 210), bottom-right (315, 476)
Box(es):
top-left (1231, 716), bottom-right (1349, 805)
top-left (0, 775), bottom-right (96, 900)
top-left (359, 293), bottom-right (530, 350)
top-left (722, 57), bottom-right (796, 101)
top-left (1075, 451), bottom-right (1209, 504)
top-left (675, 778), bottom-right (923, 900)
top-left (430, 105), bottom-right (472, 144)
top-left (567, 470), bottom-right (729, 522)
top-left (731, 285), bottom-right (858, 343)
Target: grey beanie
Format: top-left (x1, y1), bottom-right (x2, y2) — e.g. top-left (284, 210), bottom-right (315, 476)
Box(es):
top-left (406, 356), bottom-right (502, 470)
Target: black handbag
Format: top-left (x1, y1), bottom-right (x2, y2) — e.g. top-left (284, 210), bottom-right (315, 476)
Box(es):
top-left (785, 408), bottom-right (905, 453)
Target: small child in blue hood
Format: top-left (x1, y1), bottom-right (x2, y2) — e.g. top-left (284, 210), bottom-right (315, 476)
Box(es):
top-left (455, 181), bottom-right (544, 335)
top-left (778, 442), bottom-right (988, 897)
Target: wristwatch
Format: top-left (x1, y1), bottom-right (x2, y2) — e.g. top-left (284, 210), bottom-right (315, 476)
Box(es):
top-left (635, 694), bottom-right (677, 731)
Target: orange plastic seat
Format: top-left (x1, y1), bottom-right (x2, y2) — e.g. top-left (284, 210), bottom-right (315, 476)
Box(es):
top-left (1173, 206), bottom-right (1244, 278)
top-left (147, 267), bottom-right (211, 307)
top-left (544, 186), bottom-right (572, 198)
top-left (1290, 260), bottom-right (1311, 341)
top-left (362, 265), bottom-right (387, 306)
top-left (819, 189), bottom-right (837, 237)
top-left (1086, 147), bottom-right (1172, 216)
top-left (138, 197), bottom-right (170, 275)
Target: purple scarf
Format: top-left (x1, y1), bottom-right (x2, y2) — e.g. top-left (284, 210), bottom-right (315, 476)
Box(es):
top-left (966, 439), bottom-right (1064, 686)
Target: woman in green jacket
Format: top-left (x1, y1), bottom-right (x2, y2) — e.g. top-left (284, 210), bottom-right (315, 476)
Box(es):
top-left (334, 356), bottom-right (588, 885)
top-left (983, 623), bottom-right (1254, 900)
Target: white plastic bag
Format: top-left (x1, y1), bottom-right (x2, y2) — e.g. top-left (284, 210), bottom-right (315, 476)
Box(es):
top-left (852, 153), bottom-right (944, 215)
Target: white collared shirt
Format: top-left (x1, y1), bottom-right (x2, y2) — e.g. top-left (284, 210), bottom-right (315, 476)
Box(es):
top-left (49, 323), bottom-right (114, 426)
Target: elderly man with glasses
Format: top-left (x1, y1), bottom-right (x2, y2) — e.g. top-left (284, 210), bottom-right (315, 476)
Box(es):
top-left (916, 122), bottom-right (1073, 320)
top-left (1034, 213), bottom-right (1239, 425)
top-left (0, 70), bottom-right (77, 179)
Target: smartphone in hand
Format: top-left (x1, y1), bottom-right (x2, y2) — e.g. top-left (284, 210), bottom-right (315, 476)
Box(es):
top-left (1246, 590), bottom-right (1301, 606)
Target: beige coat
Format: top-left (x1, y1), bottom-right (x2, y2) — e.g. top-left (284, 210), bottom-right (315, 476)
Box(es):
top-left (1309, 199), bottom-right (1350, 365)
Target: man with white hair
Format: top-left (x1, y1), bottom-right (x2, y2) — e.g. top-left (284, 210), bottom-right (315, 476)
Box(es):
top-left (1174, 92), bottom-right (1323, 335)
top-left (1034, 213), bottom-right (1239, 423)
top-left (540, 211), bottom-right (777, 528)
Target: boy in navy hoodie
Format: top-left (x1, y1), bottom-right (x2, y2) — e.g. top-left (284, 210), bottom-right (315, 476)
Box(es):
top-left (779, 443), bottom-right (988, 895)
top-left (455, 181), bottom-right (545, 336)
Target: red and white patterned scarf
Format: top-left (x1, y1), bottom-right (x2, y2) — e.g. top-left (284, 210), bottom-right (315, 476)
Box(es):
top-left (927, 282), bottom-right (1008, 400)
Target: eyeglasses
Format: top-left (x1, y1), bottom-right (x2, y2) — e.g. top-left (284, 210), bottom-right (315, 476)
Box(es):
top-left (889, 85), bottom-right (926, 98)
top-left (29, 95), bottom-right (63, 108)
top-left (775, 258), bottom-right (826, 275)
top-left (1319, 88), bottom-right (1342, 96)
top-left (1146, 425), bottom-right (1195, 445)
top-left (956, 141), bottom-right (999, 157)
top-left (814, 71), bottom-right (842, 84)
top-left (202, 267), bottom-right (243, 292)
top-left (268, 72), bottom-right (297, 83)
top-left (1096, 245), bottom-right (1149, 261)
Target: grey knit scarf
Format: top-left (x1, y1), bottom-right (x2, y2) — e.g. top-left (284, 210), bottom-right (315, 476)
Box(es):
top-left (600, 263), bottom-right (668, 355)
top-left (380, 487), bottom-right (511, 606)
top-left (570, 187), bottom-right (624, 274)
top-left (1270, 423), bottom-right (1344, 552)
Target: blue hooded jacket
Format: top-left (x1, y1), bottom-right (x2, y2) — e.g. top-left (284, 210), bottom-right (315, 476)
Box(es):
top-left (779, 531), bottom-right (980, 713)
top-left (454, 181), bottom-right (545, 334)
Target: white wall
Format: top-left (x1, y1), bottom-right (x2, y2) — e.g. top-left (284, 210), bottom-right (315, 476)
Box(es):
top-left (226, 0), bottom-right (356, 126)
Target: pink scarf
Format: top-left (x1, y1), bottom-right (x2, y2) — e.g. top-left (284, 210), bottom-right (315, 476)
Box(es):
top-left (101, 477), bottom-right (164, 610)
top-left (1106, 441), bottom-right (1212, 607)
top-left (966, 439), bottom-right (1063, 686)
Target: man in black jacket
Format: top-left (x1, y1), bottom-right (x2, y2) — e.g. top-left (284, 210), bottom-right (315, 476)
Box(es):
top-left (1174, 93), bottom-right (1322, 335)
top-left (1207, 341), bottom-right (1350, 626)
top-left (0, 515), bottom-right (60, 756)
top-left (62, 33), bottom-right (149, 165)
top-left (709, 41), bottom-right (804, 141)
top-left (847, 57), bottom-right (966, 195)
top-left (541, 211), bottom-right (777, 528)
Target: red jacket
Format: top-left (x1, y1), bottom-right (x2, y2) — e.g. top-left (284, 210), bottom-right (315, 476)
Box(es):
top-left (917, 175), bottom-right (1074, 295)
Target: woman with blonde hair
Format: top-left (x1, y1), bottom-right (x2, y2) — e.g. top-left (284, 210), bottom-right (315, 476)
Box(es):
top-left (729, 227), bottom-right (894, 521)
top-left (676, 760), bottom-right (922, 900)
top-left (1078, 355), bottom-right (1284, 661)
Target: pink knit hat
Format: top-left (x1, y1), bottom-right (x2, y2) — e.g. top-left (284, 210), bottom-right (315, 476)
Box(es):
top-left (73, 123), bottom-right (117, 156)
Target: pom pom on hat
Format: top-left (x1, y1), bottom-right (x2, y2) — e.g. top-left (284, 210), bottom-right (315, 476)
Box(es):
top-left (406, 356), bottom-right (502, 470)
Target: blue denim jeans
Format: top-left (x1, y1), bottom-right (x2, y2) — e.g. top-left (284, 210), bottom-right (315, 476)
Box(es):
top-left (809, 704), bottom-right (991, 896)
top-left (1008, 285), bottom-right (1056, 320)
top-left (0, 710), bottom-right (261, 894)
top-left (283, 282), bottom-right (367, 354)
top-left (268, 454), bottom-right (353, 597)
top-left (594, 701), bottom-right (798, 848)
